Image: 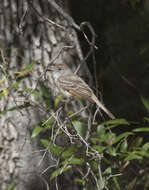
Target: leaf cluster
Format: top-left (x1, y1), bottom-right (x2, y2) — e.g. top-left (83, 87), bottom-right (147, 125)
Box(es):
top-left (30, 95), bottom-right (149, 190)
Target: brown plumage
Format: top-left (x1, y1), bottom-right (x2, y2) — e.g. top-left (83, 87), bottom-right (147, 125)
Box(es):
top-left (49, 64), bottom-right (115, 119)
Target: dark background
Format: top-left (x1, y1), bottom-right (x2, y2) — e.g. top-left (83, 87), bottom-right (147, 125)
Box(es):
top-left (70, 0), bottom-right (149, 120)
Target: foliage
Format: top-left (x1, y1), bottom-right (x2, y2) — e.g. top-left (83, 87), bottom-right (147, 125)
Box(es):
top-left (1, 46), bottom-right (149, 190)
top-left (30, 95), bottom-right (149, 190)
top-left (5, 183), bottom-right (16, 190)
top-left (1, 62), bottom-right (149, 189)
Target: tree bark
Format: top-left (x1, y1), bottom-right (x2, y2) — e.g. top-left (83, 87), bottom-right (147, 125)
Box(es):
top-left (0, 0), bottom-right (87, 189)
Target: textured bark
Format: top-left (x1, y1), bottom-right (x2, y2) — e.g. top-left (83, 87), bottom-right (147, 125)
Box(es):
top-left (0, 0), bottom-right (85, 189)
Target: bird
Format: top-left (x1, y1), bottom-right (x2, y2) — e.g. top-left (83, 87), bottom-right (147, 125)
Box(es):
top-left (48, 63), bottom-right (115, 119)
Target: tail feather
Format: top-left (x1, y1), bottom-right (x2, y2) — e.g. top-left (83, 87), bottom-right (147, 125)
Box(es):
top-left (92, 94), bottom-right (115, 119)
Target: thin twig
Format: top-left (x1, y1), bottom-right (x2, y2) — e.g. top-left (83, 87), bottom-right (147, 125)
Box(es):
top-left (98, 159), bottom-right (104, 189)
top-left (83, 162), bottom-right (91, 180)
top-left (44, 45), bottom-right (75, 79)
top-left (75, 22), bottom-right (97, 74)
top-left (48, 0), bottom-right (80, 31)
top-left (39, 175), bottom-right (50, 190)
top-left (19, 2), bottom-right (28, 34)
top-left (29, 1), bottom-right (65, 30)
top-left (68, 105), bottom-right (88, 118)
top-left (90, 166), bottom-right (101, 190)
top-left (85, 111), bottom-right (92, 141)
top-left (41, 164), bottom-right (57, 175)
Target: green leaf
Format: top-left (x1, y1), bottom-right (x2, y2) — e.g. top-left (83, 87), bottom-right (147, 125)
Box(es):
top-left (133, 127), bottom-right (149, 132)
top-left (102, 119), bottom-right (130, 126)
top-left (0, 103), bottom-right (30, 115)
top-left (23, 61), bottom-right (37, 72)
top-left (69, 157), bottom-right (84, 165)
top-left (120, 140), bottom-right (128, 152)
top-left (42, 118), bottom-right (55, 129)
top-left (31, 125), bottom-right (43, 138)
top-left (50, 166), bottom-right (71, 180)
top-left (54, 93), bottom-right (63, 108)
top-left (68, 110), bottom-right (75, 116)
top-left (130, 137), bottom-right (143, 148)
top-left (104, 124), bottom-right (120, 129)
top-left (113, 176), bottom-right (120, 190)
top-left (144, 117), bottom-right (149, 122)
top-left (137, 150), bottom-right (149, 158)
top-left (125, 153), bottom-right (143, 161)
top-left (12, 78), bottom-right (22, 89)
top-left (0, 91), bottom-right (4, 100)
top-left (75, 178), bottom-right (85, 185)
top-left (92, 145), bottom-right (105, 153)
top-left (106, 147), bottom-right (117, 156)
top-left (90, 137), bottom-right (101, 143)
top-left (96, 126), bottom-right (116, 144)
top-left (62, 146), bottom-right (78, 158)
top-left (24, 88), bottom-right (40, 99)
top-left (113, 132), bottom-right (133, 144)
top-left (40, 139), bottom-right (49, 148)
top-left (39, 81), bottom-right (51, 97)
top-left (5, 183), bottom-right (16, 190)
top-left (39, 81), bottom-right (52, 109)
top-left (62, 157), bottom-right (84, 165)
top-left (105, 132), bottom-right (116, 145)
top-left (15, 61), bottom-right (37, 78)
top-left (72, 120), bottom-right (87, 137)
top-left (97, 125), bottom-right (106, 137)
top-left (103, 167), bottom-right (112, 175)
top-left (141, 95), bottom-right (149, 112)
top-left (49, 144), bottom-right (63, 157)
top-left (24, 61), bottom-right (36, 73)
top-left (90, 160), bottom-right (98, 170)
top-left (93, 132), bottom-right (115, 145)
top-left (143, 142), bottom-right (149, 151)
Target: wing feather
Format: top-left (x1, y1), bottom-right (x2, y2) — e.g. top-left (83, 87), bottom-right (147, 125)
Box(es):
top-left (58, 75), bottom-right (93, 101)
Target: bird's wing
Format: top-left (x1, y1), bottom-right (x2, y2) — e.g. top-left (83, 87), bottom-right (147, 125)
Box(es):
top-left (58, 74), bottom-right (116, 119)
top-left (58, 74), bottom-right (93, 101)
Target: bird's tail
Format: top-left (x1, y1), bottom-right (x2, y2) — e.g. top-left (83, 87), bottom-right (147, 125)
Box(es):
top-left (92, 94), bottom-right (115, 119)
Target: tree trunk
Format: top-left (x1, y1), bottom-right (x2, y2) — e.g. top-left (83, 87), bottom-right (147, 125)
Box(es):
top-left (0, 1), bottom-right (88, 189)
